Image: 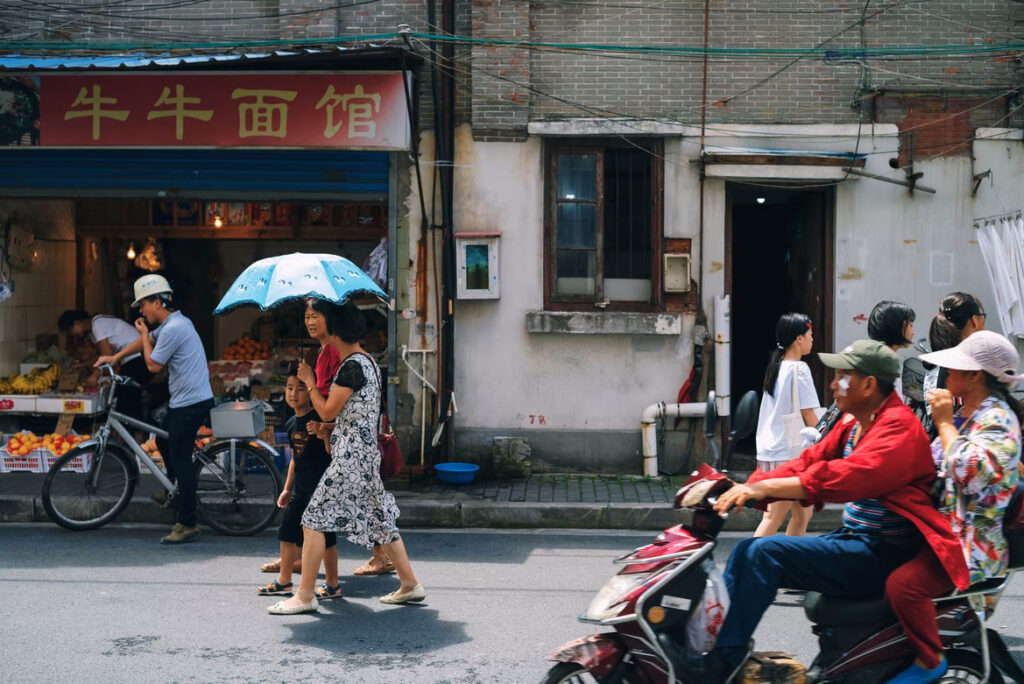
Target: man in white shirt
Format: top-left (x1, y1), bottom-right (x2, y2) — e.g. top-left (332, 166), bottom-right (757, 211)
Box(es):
top-left (58, 310), bottom-right (151, 422)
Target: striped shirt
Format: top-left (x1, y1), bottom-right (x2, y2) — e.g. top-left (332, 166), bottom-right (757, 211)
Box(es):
top-left (841, 425), bottom-right (916, 537)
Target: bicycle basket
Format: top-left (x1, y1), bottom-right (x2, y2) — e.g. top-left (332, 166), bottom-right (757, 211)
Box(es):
top-left (902, 358), bottom-right (926, 404)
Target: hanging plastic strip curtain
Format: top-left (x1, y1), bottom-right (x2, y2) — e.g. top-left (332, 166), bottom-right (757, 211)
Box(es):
top-left (974, 210), bottom-right (1024, 338)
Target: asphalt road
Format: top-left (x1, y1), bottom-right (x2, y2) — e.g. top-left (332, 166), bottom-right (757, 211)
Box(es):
top-left (2, 524), bottom-right (1023, 683)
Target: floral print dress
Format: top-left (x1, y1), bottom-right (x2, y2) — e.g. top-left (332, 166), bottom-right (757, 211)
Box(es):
top-left (931, 395), bottom-right (1021, 584)
top-left (301, 352), bottom-right (401, 549)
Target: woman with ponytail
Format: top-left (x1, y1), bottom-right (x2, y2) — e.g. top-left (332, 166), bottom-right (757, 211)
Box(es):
top-left (883, 330), bottom-right (1021, 684)
top-left (753, 313), bottom-right (821, 537)
top-left (923, 293), bottom-right (987, 433)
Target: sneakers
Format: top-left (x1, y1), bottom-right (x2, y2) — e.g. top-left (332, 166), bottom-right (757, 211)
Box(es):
top-left (160, 523), bottom-right (200, 544)
top-left (885, 658), bottom-right (948, 683)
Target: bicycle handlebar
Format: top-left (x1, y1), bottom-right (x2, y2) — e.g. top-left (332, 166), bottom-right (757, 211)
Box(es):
top-left (95, 363), bottom-right (142, 391)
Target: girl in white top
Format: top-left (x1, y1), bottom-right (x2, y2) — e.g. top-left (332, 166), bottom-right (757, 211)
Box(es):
top-left (753, 313), bottom-right (821, 537)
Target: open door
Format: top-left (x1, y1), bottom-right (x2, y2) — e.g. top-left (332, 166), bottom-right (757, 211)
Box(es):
top-left (726, 184), bottom-right (834, 410)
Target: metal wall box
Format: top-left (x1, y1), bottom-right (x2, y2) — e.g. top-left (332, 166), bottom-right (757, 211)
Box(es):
top-left (455, 231), bottom-right (501, 300)
top-left (663, 254), bottom-right (691, 293)
top-left (210, 401), bottom-right (266, 439)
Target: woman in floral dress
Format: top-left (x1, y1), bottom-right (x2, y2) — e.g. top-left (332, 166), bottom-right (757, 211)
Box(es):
top-left (268, 302), bottom-right (424, 615)
top-left (883, 330), bottom-right (1022, 684)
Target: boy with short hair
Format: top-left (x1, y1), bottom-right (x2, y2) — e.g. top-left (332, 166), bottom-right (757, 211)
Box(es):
top-left (257, 367), bottom-right (341, 599)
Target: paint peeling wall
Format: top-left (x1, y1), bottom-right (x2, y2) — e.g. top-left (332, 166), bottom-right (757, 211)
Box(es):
top-left (418, 122), bottom-right (1024, 471)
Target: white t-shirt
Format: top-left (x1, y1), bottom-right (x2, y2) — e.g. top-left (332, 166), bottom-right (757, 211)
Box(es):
top-left (91, 315), bottom-right (141, 363)
top-left (755, 360), bottom-right (821, 462)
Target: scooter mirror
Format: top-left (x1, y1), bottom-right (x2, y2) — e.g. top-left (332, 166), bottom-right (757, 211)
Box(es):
top-left (704, 390), bottom-right (717, 439)
top-left (730, 390), bottom-right (759, 441)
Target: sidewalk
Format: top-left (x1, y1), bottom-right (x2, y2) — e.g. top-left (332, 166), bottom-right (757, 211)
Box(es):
top-left (0, 470), bottom-right (845, 531)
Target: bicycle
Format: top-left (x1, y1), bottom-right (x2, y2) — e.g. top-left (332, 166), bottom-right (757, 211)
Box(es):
top-left (41, 364), bottom-right (282, 536)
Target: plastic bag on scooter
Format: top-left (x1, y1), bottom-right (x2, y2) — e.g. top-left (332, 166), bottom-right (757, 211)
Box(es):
top-left (685, 558), bottom-right (730, 653)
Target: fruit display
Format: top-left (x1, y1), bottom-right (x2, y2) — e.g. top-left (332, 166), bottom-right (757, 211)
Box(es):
top-left (196, 425), bottom-right (214, 449)
top-left (21, 345), bottom-right (71, 366)
top-left (0, 364), bottom-right (61, 395)
top-left (140, 437), bottom-right (163, 464)
top-left (5, 432), bottom-right (89, 457)
top-left (223, 335), bottom-right (270, 360)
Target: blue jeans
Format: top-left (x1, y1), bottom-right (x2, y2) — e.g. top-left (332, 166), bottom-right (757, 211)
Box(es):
top-left (165, 398), bottom-right (214, 528)
top-left (714, 528), bottom-right (920, 651)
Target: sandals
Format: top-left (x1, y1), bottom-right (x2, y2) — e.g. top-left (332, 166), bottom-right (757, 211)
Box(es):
top-left (257, 581), bottom-right (293, 596)
top-left (315, 583), bottom-right (343, 600)
top-left (353, 557), bottom-right (397, 576)
top-left (260, 558), bottom-right (304, 574)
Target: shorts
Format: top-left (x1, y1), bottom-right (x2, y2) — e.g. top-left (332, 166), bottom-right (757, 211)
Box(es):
top-left (756, 458), bottom-right (790, 474)
top-left (278, 484), bottom-right (337, 548)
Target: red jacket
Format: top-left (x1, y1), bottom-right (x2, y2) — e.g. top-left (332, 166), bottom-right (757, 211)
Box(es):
top-left (748, 392), bottom-right (970, 590)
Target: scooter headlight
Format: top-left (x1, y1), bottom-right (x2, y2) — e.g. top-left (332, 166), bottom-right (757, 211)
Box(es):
top-left (583, 572), bottom-right (654, 621)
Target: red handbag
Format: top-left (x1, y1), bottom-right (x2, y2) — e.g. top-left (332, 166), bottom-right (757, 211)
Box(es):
top-left (357, 352), bottom-right (405, 479)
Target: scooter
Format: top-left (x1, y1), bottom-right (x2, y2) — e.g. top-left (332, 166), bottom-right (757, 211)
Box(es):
top-left (542, 391), bottom-right (1024, 684)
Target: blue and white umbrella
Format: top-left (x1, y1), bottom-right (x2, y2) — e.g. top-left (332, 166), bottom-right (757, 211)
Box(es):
top-left (213, 252), bottom-right (387, 315)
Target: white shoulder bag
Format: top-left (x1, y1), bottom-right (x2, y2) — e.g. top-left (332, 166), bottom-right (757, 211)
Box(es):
top-left (781, 366), bottom-right (806, 460)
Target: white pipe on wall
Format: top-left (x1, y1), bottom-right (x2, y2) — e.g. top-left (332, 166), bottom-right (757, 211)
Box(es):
top-left (714, 294), bottom-right (731, 416)
top-left (640, 402), bottom-right (706, 477)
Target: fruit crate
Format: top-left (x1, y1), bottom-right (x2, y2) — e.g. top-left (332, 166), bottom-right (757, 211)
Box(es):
top-left (0, 448), bottom-right (46, 473)
top-left (41, 448), bottom-right (92, 473)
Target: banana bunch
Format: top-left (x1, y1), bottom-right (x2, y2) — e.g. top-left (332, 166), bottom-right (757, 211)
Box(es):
top-left (0, 364), bottom-right (60, 395)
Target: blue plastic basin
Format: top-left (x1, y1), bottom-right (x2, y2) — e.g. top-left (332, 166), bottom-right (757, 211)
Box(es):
top-left (435, 462), bottom-right (480, 484)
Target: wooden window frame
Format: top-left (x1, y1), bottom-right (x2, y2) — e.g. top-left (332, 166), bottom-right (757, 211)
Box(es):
top-left (543, 139), bottom-right (664, 313)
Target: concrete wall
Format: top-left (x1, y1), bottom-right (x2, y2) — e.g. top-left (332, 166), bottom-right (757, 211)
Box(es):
top-left (437, 121), bottom-right (1024, 472)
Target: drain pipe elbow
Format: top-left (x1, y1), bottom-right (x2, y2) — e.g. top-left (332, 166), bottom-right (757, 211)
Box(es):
top-left (641, 402), bottom-right (707, 477)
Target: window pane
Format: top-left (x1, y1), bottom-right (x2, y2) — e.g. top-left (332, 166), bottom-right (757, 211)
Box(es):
top-left (557, 203), bottom-right (596, 248)
top-left (556, 154), bottom-right (597, 200)
top-left (604, 149), bottom-right (651, 279)
top-left (556, 249), bottom-right (596, 296)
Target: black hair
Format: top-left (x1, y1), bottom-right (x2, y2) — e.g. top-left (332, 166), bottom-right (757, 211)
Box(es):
top-left (984, 372), bottom-right (1024, 424)
top-left (927, 314), bottom-right (962, 354)
top-left (851, 370), bottom-right (896, 398)
top-left (57, 309), bottom-right (91, 333)
top-left (286, 363), bottom-right (300, 379)
top-left (312, 299), bottom-right (367, 344)
top-left (763, 312), bottom-right (813, 396)
top-left (867, 300), bottom-right (915, 348)
top-left (142, 293), bottom-right (175, 311)
top-left (938, 291), bottom-right (985, 330)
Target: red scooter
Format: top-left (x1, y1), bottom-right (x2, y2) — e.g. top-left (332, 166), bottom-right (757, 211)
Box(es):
top-left (542, 391), bottom-right (1024, 684)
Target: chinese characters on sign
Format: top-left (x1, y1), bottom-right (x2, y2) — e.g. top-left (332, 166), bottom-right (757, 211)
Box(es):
top-left (40, 73), bottom-right (408, 149)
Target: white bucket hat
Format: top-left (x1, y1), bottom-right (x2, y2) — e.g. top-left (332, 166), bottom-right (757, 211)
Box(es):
top-left (918, 330), bottom-right (1024, 385)
top-left (131, 274), bottom-right (173, 308)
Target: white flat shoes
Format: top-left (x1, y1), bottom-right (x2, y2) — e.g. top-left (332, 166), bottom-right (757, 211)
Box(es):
top-left (379, 583), bottom-right (426, 604)
top-left (268, 597), bottom-right (319, 615)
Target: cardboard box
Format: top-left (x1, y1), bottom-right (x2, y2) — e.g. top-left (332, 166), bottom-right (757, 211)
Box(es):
top-left (0, 395), bottom-right (37, 412)
top-left (19, 363), bottom-right (50, 375)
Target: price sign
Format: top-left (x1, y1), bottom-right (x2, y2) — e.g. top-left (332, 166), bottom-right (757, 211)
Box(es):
top-left (54, 413), bottom-right (75, 436)
top-left (56, 368), bottom-right (80, 392)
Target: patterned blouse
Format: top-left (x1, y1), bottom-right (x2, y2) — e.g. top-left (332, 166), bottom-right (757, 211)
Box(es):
top-left (931, 395), bottom-right (1021, 584)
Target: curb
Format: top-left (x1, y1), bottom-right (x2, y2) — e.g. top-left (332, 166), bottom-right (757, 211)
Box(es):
top-left (1, 494), bottom-right (847, 531)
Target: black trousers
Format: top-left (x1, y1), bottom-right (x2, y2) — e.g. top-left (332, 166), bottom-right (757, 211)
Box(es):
top-left (116, 356), bottom-right (152, 424)
top-left (162, 398), bottom-right (214, 528)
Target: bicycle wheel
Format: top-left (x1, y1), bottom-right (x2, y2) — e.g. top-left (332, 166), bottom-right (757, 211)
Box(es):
top-left (42, 444), bottom-right (137, 531)
top-left (193, 442), bottom-right (282, 536)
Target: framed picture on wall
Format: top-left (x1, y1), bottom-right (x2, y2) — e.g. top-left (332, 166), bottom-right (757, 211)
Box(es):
top-left (249, 203), bottom-right (273, 227)
top-left (455, 232), bottom-right (501, 300)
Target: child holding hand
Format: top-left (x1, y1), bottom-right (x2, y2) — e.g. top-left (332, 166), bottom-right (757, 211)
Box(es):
top-left (257, 367), bottom-right (342, 600)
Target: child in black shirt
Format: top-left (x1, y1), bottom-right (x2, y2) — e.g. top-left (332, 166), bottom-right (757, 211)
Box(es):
top-left (257, 367), bottom-right (341, 599)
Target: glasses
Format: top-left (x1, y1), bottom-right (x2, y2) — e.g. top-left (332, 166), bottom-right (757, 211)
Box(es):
top-left (975, 313), bottom-right (987, 319)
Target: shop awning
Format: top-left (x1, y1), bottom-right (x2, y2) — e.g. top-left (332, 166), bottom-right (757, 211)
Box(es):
top-left (0, 148), bottom-right (389, 200)
top-left (701, 147), bottom-right (867, 181)
top-left (0, 46), bottom-right (422, 71)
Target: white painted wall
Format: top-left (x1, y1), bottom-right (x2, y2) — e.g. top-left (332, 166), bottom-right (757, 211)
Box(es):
top-left (430, 122), bottom-right (1024, 457)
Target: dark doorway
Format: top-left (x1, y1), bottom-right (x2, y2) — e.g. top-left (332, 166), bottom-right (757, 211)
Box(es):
top-left (727, 184), bottom-right (834, 427)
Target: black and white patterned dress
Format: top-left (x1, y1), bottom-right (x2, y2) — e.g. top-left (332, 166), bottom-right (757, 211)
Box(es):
top-left (301, 352), bottom-right (401, 549)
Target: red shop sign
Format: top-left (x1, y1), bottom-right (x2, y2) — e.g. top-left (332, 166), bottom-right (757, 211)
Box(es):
top-left (34, 72), bottom-right (409, 149)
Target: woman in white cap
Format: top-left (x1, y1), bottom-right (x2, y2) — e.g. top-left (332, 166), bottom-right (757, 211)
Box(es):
top-left (883, 330), bottom-right (1022, 684)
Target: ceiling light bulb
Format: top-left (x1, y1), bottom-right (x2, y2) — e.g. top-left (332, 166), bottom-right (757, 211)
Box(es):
top-left (126, 244), bottom-right (136, 259)
top-left (756, 197), bottom-right (766, 204)
top-left (213, 215), bottom-right (223, 228)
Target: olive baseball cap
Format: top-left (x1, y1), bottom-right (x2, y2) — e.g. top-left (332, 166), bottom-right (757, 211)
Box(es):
top-left (818, 339), bottom-right (900, 383)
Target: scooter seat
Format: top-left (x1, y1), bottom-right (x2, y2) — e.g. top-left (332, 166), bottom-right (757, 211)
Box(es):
top-left (803, 591), bottom-right (894, 625)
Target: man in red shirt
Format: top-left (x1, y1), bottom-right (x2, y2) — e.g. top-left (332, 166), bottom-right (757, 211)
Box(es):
top-left (705, 340), bottom-right (968, 683)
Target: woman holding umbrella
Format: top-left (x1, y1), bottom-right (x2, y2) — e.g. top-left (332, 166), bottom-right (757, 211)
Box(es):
top-left (268, 301), bottom-right (424, 614)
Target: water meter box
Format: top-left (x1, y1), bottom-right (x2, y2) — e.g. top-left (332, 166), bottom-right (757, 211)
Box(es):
top-left (210, 401), bottom-right (265, 439)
